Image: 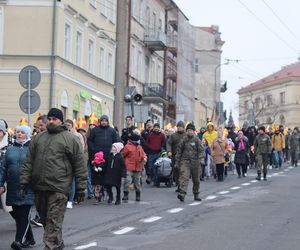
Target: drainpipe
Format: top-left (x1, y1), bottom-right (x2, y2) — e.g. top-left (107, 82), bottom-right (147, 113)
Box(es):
top-left (126, 0), bottom-right (132, 87)
top-left (163, 8), bottom-right (168, 124)
top-left (49, 0), bottom-right (57, 108)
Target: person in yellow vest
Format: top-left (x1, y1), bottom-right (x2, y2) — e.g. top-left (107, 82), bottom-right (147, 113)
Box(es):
top-left (272, 129), bottom-right (285, 168)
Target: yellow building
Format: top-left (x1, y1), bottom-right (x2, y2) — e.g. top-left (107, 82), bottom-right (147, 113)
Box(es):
top-left (238, 61), bottom-right (300, 129)
top-left (0, 0), bottom-right (117, 126)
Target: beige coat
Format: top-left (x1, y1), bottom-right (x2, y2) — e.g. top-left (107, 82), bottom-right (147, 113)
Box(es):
top-left (211, 138), bottom-right (227, 164)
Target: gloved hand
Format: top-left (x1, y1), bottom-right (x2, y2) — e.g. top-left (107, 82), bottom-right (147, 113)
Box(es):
top-left (19, 185), bottom-right (28, 198)
top-left (76, 190), bottom-right (85, 203)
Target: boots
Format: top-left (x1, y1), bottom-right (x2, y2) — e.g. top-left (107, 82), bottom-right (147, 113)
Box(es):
top-left (263, 173), bottom-right (267, 181)
top-left (122, 191), bottom-right (129, 201)
top-left (194, 193), bottom-right (202, 201)
top-left (135, 191), bottom-right (141, 202)
top-left (256, 172), bottom-right (261, 181)
top-left (107, 191), bottom-right (113, 204)
top-left (177, 193), bottom-right (185, 202)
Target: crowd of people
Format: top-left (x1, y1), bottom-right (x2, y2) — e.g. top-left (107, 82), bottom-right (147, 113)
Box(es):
top-left (0, 108), bottom-right (299, 250)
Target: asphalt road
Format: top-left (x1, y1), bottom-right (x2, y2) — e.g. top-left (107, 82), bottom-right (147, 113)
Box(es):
top-left (1, 165), bottom-right (300, 250)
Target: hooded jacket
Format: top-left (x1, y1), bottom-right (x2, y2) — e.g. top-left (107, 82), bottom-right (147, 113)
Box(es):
top-left (203, 122), bottom-right (218, 147)
top-left (20, 125), bottom-right (87, 195)
top-left (122, 140), bottom-right (147, 172)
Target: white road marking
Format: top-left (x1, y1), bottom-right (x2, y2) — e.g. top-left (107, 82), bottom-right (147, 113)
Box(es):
top-left (141, 216), bottom-right (162, 223)
top-left (75, 242), bottom-right (97, 249)
top-left (288, 166), bottom-right (293, 169)
top-left (242, 183), bottom-right (251, 186)
top-left (251, 180), bottom-right (258, 183)
top-left (205, 195), bottom-right (217, 200)
top-left (167, 208), bottom-right (184, 214)
top-left (284, 169), bottom-right (289, 172)
top-left (188, 202), bottom-right (202, 206)
top-left (231, 186), bottom-right (241, 190)
top-left (218, 191), bottom-right (230, 195)
top-left (113, 227), bottom-right (135, 235)
top-left (273, 173), bottom-right (279, 176)
top-left (279, 171), bottom-right (284, 174)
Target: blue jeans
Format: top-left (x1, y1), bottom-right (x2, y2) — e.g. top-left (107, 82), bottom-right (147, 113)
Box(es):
top-left (148, 153), bottom-right (159, 181)
top-left (68, 178), bottom-right (76, 202)
top-left (273, 150), bottom-right (283, 168)
top-left (87, 163), bottom-right (94, 197)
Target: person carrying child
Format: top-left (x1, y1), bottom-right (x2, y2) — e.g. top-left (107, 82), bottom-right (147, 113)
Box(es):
top-left (103, 143), bottom-right (126, 205)
top-left (122, 130), bottom-right (147, 202)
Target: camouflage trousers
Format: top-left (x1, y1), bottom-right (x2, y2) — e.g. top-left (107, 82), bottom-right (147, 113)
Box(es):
top-left (35, 191), bottom-right (68, 250)
top-left (179, 160), bottom-right (201, 195)
top-left (256, 153), bottom-right (269, 175)
top-left (171, 156), bottom-right (180, 186)
top-left (124, 171), bottom-right (142, 193)
top-left (291, 149), bottom-right (299, 165)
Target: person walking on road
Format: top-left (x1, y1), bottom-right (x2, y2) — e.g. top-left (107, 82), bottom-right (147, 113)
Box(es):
top-left (166, 121), bottom-right (185, 190)
top-left (176, 123), bottom-right (205, 202)
top-left (289, 128), bottom-right (300, 167)
top-left (146, 123), bottom-right (165, 185)
top-left (20, 108), bottom-right (87, 250)
top-left (272, 129), bottom-right (285, 169)
top-left (122, 132), bottom-right (147, 202)
top-left (121, 116), bottom-right (136, 145)
top-left (0, 125), bottom-right (35, 250)
top-left (254, 126), bottom-right (272, 181)
top-left (234, 131), bottom-right (250, 178)
top-left (211, 127), bottom-right (227, 182)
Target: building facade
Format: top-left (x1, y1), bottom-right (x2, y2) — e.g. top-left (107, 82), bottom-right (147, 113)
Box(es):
top-left (0, 0), bottom-right (117, 126)
top-left (193, 25), bottom-right (224, 128)
top-left (238, 61), bottom-right (300, 129)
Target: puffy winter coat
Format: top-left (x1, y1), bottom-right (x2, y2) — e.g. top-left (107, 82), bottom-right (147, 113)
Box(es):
top-left (20, 125), bottom-right (87, 196)
top-left (103, 153), bottom-right (126, 187)
top-left (203, 123), bottom-right (217, 148)
top-left (122, 141), bottom-right (146, 172)
top-left (272, 133), bottom-right (285, 151)
top-left (211, 138), bottom-right (227, 164)
top-left (234, 137), bottom-right (250, 165)
top-left (0, 141), bottom-right (34, 206)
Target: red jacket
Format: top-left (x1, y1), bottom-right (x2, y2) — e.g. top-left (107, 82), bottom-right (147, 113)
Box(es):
top-left (146, 132), bottom-right (165, 154)
top-left (122, 141), bottom-right (147, 172)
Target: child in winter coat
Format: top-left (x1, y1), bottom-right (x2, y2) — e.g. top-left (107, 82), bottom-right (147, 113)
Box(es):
top-left (103, 143), bottom-right (126, 205)
top-left (91, 151), bottom-right (105, 203)
top-left (122, 132), bottom-right (147, 202)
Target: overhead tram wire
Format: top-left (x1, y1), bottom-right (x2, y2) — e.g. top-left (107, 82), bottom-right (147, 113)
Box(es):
top-left (238, 0), bottom-right (299, 54)
top-left (261, 0), bottom-right (300, 45)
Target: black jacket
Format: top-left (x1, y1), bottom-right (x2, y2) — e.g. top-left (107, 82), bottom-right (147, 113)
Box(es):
top-left (103, 153), bottom-right (126, 187)
top-left (121, 126), bottom-right (136, 145)
top-left (87, 125), bottom-right (120, 159)
top-left (234, 137), bottom-right (250, 165)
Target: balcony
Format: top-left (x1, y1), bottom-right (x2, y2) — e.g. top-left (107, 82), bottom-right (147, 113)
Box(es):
top-left (169, 20), bottom-right (178, 31)
top-left (143, 83), bottom-right (168, 104)
top-left (144, 31), bottom-right (167, 51)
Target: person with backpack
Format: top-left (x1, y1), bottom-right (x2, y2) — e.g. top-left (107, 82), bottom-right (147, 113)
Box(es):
top-left (176, 123), bottom-right (205, 202)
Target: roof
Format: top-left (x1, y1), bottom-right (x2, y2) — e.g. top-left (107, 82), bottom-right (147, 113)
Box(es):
top-left (238, 61), bottom-right (300, 94)
top-left (198, 26), bottom-right (220, 34)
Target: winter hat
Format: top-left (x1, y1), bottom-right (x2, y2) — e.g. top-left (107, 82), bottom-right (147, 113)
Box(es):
top-left (15, 125), bottom-right (32, 139)
top-left (47, 108), bottom-right (64, 122)
top-left (186, 123), bottom-right (196, 131)
top-left (258, 126), bottom-right (266, 132)
top-left (93, 151), bottom-right (105, 165)
top-left (112, 142), bottom-right (124, 153)
top-left (176, 121), bottom-right (185, 128)
top-left (0, 120), bottom-right (6, 134)
top-left (99, 115), bottom-right (109, 122)
top-left (130, 133), bottom-right (140, 142)
top-left (153, 123), bottom-right (160, 128)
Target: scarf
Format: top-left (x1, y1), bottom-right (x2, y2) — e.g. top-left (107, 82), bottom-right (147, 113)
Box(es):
top-left (238, 138), bottom-right (245, 151)
top-left (15, 138), bottom-right (31, 146)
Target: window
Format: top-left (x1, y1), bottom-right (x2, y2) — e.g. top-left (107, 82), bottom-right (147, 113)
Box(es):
top-left (140, 0), bottom-right (145, 25)
top-left (100, 0), bottom-right (106, 17)
top-left (89, 0), bottom-right (96, 8)
top-left (88, 39), bottom-right (95, 73)
top-left (99, 47), bottom-right (105, 79)
top-left (146, 6), bottom-right (150, 31)
top-left (280, 92), bottom-right (285, 104)
top-left (153, 13), bottom-right (157, 33)
top-left (244, 100), bottom-right (249, 110)
top-left (64, 23), bottom-right (71, 60)
top-left (157, 64), bottom-right (162, 83)
top-left (73, 110), bottom-right (78, 120)
top-left (158, 18), bottom-right (162, 32)
top-left (267, 95), bottom-right (272, 106)
top-left (107, 52), bottom-right (113, 83)
top-left (255, 97), bottom-right (261, 110)
top-left (195, 58), bottom-right (199, 73)
top-left (75, 31), bottom-right (82, 66)
top-left (0, 7), bottom-right (3, 54)
top-left (107, 0), bottom-right (114, 21)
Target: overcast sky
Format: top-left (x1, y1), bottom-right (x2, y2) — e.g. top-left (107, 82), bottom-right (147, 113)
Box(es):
top-left (174, 0), bottom-right (300, 123)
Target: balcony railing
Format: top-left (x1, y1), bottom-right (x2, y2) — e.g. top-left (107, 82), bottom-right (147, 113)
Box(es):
top-left (144, 31), bottom-right (167, 51)
top-left (143, 83), bottom-right (168, 104)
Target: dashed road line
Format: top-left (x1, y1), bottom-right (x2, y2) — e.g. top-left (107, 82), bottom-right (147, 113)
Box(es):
top-left (231, 186), bottom-right (241, 190)
top-left (188, 202), bottom-right (202, 206)
top-left (251, 180), bottom-right (258, 183)
top-left (284, 169), bottom-right (289, 172)
top-left (205, 195), bottom-right (217, 200)
top-left (167, 208), bottom-right (184, 214)
top-left (279, 171), bottom-right (284, 174)
top-left (74, 242), bottom-right (97, 249)
top-left (242, 183), bottom-right (251, 186)
top-left (288, 166), bottom-right (293, 169)
top-left (141, 216), bottom-right (162, 223)
top-left (218, 190), bottom-right (230, 195)
top-left (113, 227), bottom-right (135, 235)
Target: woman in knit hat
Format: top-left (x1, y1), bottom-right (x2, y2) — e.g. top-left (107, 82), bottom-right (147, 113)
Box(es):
top-left (0, 125), bottom-right (35, 250)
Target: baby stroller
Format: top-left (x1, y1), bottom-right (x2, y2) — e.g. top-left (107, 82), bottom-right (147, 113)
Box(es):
top-left (154, 151), bottom-right (173, 187)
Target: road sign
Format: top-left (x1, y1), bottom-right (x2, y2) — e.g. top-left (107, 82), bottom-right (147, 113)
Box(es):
top-left (19, 90), bottom-right (41, 114)
top-left (19, 65), bottom-right (41, 89)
